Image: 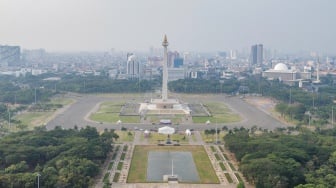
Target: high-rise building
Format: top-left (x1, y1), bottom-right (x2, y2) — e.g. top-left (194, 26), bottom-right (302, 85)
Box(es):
top-left (0, 45), bottom-right (20, 66)
top-left (173, 57), bottom-right (183, 68)
top-left (168, 51), bottom-right (179, 68)
top-left (250, 44), bottom-right (263, 66)
top-left (230, 50), bottom-right (237, 60)
top-left (126, 54), bottom-right (140, 79)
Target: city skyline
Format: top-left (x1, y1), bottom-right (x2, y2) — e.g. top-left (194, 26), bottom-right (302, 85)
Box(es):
top-left (1, 0), bottom-right (336, 53)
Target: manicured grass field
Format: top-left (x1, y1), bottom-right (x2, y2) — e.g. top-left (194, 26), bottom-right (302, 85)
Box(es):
top-left (223, 153), bottom-right (229, 160)
top-left (114, 131), bottom-right (134, 142)
top-left (103, 172), bottom-right (110, 183)
top-left (210, 145), bottom-right (216, 152)
top-left (90, 101), bottom-right (140, 123)
top-left (192, 102), bottom-right (241, 123)
top-left (117, 162), bottom-right (123, 170)
top-left (14, 98), bottom-right (74, 129)
top-left (219, 162), bottom-right (226, 171)
top-left (113, 172), bottom-right (120, 182)
top-left (225, 173), bottom-right (233, 183)
top-left (200, 131), bottom-right (226, 143)
top-left (108, 162), bottom-right (114, 170)
top-left (127, 145), bottom-right (220, 184)
top-left (229, 162), bottom-right (236, 171)
top-left (214, 153), bottom-right (221, 160)
top-left (143, 132), bottom-right (190, 144)
top-left (16, 111), bottom-right (54, 128)
top-left (51, 98), bottom-right (74, 106)
top-left (120, 153), bottom-right (126, 160)
top-left (146, 114), bottom-right (184, 124)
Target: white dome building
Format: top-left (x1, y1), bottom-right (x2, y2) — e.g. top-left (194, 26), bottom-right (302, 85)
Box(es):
top-left (273, 63), bottom-right (289, 71)
top-left (263, 63), bottom-right (311, 82)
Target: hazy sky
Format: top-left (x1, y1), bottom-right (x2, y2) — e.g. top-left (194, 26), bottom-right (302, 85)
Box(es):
top-left (1, 0), bottom-right (336, 53)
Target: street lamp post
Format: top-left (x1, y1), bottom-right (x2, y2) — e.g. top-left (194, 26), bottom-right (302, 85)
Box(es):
top-left (9, 109), bottom-right (10, 127)
top-left (35, 88), bottom-right (37, 104)
top-left (332, 106), bottom-right (334, 127)
top-left (36, 173), bottom-right (41, 188)
top-left (7, 105), bottom-right (11, 127)
top-left (307, 111), bottom-right (311, 127)
top-left (289, 87), bottom-right (292, 104)
top-left (215, 122), bottom-right (218, 144)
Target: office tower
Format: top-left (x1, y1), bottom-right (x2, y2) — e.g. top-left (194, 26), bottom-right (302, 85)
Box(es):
top-left (250, 44), bottom-right (263, 66)
top-left (126, 54), bottom-right (140, 79)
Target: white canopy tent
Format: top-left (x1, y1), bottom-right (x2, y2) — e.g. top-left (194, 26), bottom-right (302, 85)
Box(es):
top-left (158, 126), bottom-right (175, 135)
top-left (185, 129), bottom-right (191, 136)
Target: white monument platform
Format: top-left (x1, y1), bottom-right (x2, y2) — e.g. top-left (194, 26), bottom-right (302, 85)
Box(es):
top-left (139, 99), bottom-right (190, 115)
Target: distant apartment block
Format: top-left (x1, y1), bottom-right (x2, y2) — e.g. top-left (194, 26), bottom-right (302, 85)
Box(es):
top-left (0, 45), bottom-right (20, 66)
top-left (250, 44), bottom-right (263, 66)
top-left (126, 54), bottom-right (141, 79)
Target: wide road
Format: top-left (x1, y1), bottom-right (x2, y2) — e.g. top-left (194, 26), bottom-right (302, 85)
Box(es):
top-left (46, 93), bottom-right (286, 131)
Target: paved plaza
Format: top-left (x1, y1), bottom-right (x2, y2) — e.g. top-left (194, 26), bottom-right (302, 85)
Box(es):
top-left (46, 93), bottom-right (287, 131)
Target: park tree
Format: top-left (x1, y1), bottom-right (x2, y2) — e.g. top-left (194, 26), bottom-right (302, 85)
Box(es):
top-left (0, 126), bottom-right (114, 188)
top-left (224, 128), bottom-right (336, 188)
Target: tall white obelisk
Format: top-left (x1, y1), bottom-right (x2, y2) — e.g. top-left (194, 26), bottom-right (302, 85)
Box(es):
top-left (162, 35), bottom-right (169, 101)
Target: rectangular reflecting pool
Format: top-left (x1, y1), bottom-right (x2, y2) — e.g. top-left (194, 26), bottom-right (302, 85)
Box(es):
top-left (147, 151), bottom-right (200, 182)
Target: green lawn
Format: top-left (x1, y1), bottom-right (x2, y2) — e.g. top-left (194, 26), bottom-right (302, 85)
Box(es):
top-left (192, 102), bottom-right (241, 123)
top-left (214, 153), bottom-right (221, 160)
top-left (113, 172), bottom-right (120, 182)
top-left (200, 131), bottom-right (226, 143)
top-left (225, 173), bottom-right (233, 183)
top-left (229, 162), bottom-right (236, 171)
top-left (143, 132), bottom-right (189, 144)
top-left (103, 172), bottom-right (110, 183)
top-left (117, 162), bottom-right (123, 170)
top-left (114, 131), bottom-right (134, 143)
top-left (219, 162), bottom-right (226, 171)
top-left (108, 162), bottom-right (114, 170)
top-left (146, 115), bottom-right (184, 124)
top-left (127, 145), bottom-right (219, 184)
top-left (90, 101), bottom-right (140, 123)
top-left (15, 111), bottom-right (54, 128)
top-left (50, 98), bottom-right (74, 106)
top-left (14, 98), bottom-right (75, 129)
top-left (120, 153), bottom-right (126, 160)
top-left (210, 145), bottom-right (216, 152)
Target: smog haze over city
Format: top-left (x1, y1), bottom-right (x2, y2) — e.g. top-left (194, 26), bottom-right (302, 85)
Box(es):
top-left (3, 1), bottom-right (336, 188)
top-left (1, 0), bottom-right (336, 53)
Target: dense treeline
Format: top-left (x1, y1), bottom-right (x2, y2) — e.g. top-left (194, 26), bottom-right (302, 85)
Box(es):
top-left (0, 126), bottom-right (116, 188)
top-left (57, 75), bottom-right (157, 93)
top-left (224, 127), bottom-right (336, 188)
top-left (0, 75), bottom-right (56, 104)
top-left (168, 78), bottom-right (239, 94)
top-left (0, 74), bottom-right (158, 104)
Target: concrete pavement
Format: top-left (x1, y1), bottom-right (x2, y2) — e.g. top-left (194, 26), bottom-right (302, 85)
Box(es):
top-left (46, 94), bottom-right (287, 132)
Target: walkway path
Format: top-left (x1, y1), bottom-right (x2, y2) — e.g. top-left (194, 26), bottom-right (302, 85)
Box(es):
top-left (188, 131), bottom-right (204, 145)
